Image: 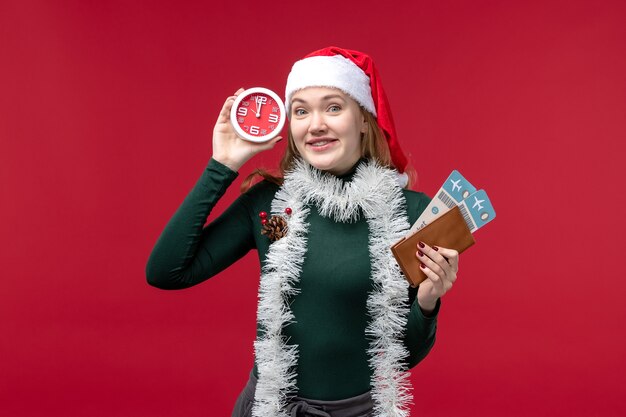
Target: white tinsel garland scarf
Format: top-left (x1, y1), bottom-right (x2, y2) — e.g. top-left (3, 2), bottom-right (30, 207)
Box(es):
top-left (252, 159), bottom-right (413, 417)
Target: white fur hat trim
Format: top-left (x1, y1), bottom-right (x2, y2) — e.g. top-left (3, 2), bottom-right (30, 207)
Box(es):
top-left (285, 55), bottom-right (377, 117)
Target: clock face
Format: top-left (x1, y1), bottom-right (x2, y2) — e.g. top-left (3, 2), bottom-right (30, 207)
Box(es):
top-left (230, 87), bottom-right (286, 143)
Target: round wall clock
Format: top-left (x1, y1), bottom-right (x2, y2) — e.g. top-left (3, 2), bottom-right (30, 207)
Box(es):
top-left (230, 87), bottom-right (286, 143)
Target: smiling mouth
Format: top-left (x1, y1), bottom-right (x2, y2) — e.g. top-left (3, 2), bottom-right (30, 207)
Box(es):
top-left (307, 138), bottom-right (338, 148)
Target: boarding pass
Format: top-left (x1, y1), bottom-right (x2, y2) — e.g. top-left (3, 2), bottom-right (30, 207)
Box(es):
top-left (409, 170), bottom-right (496, 234)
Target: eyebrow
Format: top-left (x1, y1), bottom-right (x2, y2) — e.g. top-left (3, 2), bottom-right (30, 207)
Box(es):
top-left (291, 94), bottom-right (346, 104)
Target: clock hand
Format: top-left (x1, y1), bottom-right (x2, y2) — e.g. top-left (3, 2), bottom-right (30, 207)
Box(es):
top-left (256, 98), bottom-right (263, 117)
top-left (255, 97), bottom-right (262, 118)
top-left (251, 97), bottom-right (257, 117)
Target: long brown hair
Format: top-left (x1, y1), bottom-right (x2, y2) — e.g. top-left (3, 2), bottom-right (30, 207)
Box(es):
top-left (240, 110), bottom-right (414, 192)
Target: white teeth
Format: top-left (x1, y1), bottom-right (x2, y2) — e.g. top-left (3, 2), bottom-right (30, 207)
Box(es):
top-left (311, 141), bottom-right (329, 147)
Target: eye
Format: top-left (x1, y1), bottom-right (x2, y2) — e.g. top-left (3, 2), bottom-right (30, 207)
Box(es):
top-left (328, 105), bottom-right (341, 112)
top-left (294, 108), bottom-right (307, 116)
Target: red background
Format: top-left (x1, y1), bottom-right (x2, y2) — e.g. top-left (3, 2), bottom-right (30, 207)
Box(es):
top-left (2, 1), bottom-right (625, 416)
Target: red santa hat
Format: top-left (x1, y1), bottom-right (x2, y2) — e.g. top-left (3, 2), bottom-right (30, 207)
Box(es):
top-left (285, 46), bottom-right (408, 174)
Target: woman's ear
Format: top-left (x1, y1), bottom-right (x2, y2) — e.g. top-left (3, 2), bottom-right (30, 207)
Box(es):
top-left (360, 112), bottom-right (368, 134)
top-left (358, 108), bottom-right (370, 136)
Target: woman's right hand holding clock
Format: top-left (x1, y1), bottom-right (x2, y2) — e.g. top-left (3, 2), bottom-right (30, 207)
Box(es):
top-left (212, 88), bottom-right (283, 172)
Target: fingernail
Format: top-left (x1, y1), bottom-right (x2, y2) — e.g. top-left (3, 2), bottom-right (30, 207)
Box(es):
top-left (418, 241), bottom-right (425, 249)
top-left (433, 246), bottom-right (439, 251)
top-left (417, 250), bottom-right (424, 257)
top-left (420, 263), bottom-right (426, 269)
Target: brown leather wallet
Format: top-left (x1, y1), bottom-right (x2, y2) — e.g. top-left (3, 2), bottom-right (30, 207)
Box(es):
top-left (391, 205), bottom-right (475, 287)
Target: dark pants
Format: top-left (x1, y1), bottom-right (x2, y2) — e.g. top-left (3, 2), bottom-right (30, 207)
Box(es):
top-left (231, 372), bottom-right (374, 417)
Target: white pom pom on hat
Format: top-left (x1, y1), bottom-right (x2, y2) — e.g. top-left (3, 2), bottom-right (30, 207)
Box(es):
top-left (285, 46), bottom-right (408, 173)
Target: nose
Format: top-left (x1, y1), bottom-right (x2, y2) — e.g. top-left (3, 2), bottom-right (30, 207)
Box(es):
top-left (308, 111), bottom-right (327, 134)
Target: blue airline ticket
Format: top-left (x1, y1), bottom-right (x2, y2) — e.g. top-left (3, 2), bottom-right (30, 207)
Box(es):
top-left (456, 189), bottom-right (496, 233)
top-left (409, 170), bottom-right (477, 232)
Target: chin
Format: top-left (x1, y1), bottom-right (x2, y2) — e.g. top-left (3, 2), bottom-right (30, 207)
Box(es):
top-left (302, 155), bottom-right (340, 172)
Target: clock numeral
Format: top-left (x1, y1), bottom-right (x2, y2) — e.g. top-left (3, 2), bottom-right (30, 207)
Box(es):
top-left (250, 126), bottom-right (260, 135)
top-left (268, 125), bottom-right (275, 130)
top-left (272, 107), bottom-right (279, 113)
top-left (237, 107), bottom-right (248, 117)
top-left (261, 129), bottom-right (268, 135)
top-left (268, 114), bottom-right (279, 123)
top-left (237, 117), bottom-right (244, 123)
top-left (242, 101), bottom-right (250, 107)
top-left (255, 96), bottom-right (267, 105)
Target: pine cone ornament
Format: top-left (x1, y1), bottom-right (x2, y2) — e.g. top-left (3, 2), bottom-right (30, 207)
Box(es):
top-left (261, 215), bottom-right (288, 242)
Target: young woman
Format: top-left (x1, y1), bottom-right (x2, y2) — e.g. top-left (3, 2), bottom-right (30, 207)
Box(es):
top-left (146, 46), bottom-right (460, 417)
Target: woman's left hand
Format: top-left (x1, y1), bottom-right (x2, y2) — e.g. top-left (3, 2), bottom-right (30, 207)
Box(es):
top-left (416, 242), bottom-right (460, 315)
